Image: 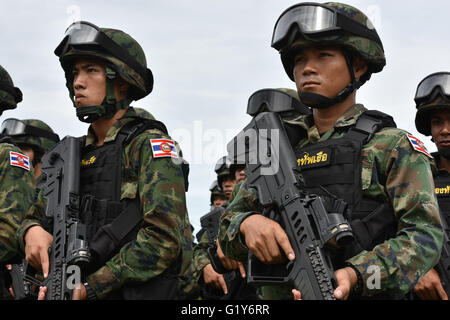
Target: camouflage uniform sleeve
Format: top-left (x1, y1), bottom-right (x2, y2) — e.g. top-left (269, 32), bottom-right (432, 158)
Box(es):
top-left (218, 180), bottom-right (261, 262)
top-left (191, 231), bottom-right (211, 283)
top-left (16, 187), bottom-right (46, 253)
top-left (0, 144), bottom-right (35, 262)
top-left (87, 131), bottom-right (188, 299)
top-left (347, 129), bottom-right (443, 296)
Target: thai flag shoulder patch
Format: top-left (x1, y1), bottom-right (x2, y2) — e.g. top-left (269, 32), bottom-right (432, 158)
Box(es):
top-left (9, 151), bottom-right (31, 171)
top-left (150, 139), bottom-right (179, 159)
top-left (407, 134), bottom-right (433, 159)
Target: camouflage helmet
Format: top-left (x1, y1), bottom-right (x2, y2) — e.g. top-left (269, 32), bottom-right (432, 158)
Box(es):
top-left (273, 2), bottom-right (385, 82)
top-left (0, 65), bottom-right (23, 114)
top-left (54, 21), bottom-right (154, 122)
top-left (1, 119), bottom-right (60, 160)
top-left (215, 156), bottom-right (233, 188)
top-left (209, 180), bottom-right (226, 205)
top-left (414, 72), bottom-right (450, 136)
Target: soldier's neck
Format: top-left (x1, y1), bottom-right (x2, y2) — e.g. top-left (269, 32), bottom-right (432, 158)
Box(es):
top-left (313, 94), bottom-right (356, 134)
top-left (92, 108), bottom-right (128, 146)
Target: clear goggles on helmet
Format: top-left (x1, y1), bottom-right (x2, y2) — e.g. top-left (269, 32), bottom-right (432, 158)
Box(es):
top-left (215, 157), bottom-right (230, 173)
top-left (247, 89), bottom-right (309, 117)
top-left (415, 72), bottom-right (450, 103)
top-left (0, 80), bottom-right (22, 103)
top-left (271, 2), bottom-right (381, 51)
top-left (0, 118), bottom-right (60, 142)
top-left (209, 180), bottom-right (219, 192)
top-left (54, 21), bottom-right (152, 91)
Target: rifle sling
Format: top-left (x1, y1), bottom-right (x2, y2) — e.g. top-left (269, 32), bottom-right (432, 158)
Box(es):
top-left (89, 199), bottom-right (141, 266)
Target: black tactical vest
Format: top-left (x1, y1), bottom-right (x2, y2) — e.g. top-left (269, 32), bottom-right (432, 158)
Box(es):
top-left (79, 117), bottom-right (184, 299)
top-left (433, 162), bottom-right (450, 239)
top-left (294, 111), bottom-right (398, 265)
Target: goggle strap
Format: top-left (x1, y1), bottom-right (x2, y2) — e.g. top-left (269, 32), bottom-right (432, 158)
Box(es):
top-left (22, 126), bottom-right (60, 143)
top-left (336, 14), bottom-right (382, 47)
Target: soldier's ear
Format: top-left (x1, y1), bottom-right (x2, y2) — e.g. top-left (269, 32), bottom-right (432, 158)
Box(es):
top-left (353, 55), bottom-right (369, 80)
top-left (114, 77), bottom-right (130, 101)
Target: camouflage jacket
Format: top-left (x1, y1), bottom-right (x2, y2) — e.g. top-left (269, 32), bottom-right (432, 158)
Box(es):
top-left (16, 107), bottom-right (193, 299)
top-left (192, 228), bottom-right (211, 284)
top-left (0, 143), bottom-right (35, 263)
top-left (218, 104), bottom-right (443, 298)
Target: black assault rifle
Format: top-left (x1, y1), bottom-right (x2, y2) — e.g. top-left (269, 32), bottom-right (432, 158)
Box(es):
top-left (201, 207), bottom-right (228, 275)
top-left (227, 111), bottom-right (354, 300)
top-left (23, 136), bottom-right (90, 300)
top-left (201, 207), bottom-right (249, 300)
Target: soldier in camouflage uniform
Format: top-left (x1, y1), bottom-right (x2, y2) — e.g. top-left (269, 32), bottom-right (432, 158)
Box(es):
top-left (0, 118), bottom-right (60, 181)
top-left (218, 2), bottom-right (443, 300)
top-left (192, 158), bottom-right (245, 298)
top-left (412, 72), bottom-right (450, 300)
top-left (210, 180), bottom-right (227, 209)
top-left (0, 65), bottom-right (36, 299)
top-left (16, 21), bottom-right (193, 300)
top-left (216, 156), bottom-right (236, 200)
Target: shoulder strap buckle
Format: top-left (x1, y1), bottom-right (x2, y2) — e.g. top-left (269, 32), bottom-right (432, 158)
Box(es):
top-left (347, 110), bottom-right (396, 144)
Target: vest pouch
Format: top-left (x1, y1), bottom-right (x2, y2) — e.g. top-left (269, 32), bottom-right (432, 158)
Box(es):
top-left (297, 140), bottom-right (361, 206)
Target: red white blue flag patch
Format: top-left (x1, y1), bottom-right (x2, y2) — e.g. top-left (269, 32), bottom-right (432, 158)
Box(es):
top-left (150, 139), bottom-right (178, 159)
top-left (9, 151), bottom-right (31, 170)
top-left (407, 134), bottom-right (433, 159)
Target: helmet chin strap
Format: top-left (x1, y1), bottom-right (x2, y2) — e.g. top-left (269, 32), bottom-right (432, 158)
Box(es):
top-left (70, 67), bottom-right (132, 123)
top-left (299, 52), bottom-right (363, 110)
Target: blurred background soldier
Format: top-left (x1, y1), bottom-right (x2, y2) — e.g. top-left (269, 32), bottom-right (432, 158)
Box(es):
top-left (0, 118), bottom-right (60, 181)
top-left (209, 180), bottom-right (227, 209)
top-left (413, 71), bottom-right (450, 300)
top-left (0, 65), bottom-right (35, 299)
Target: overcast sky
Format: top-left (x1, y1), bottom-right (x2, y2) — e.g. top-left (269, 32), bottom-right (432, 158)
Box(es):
top-left (1, 0), bottom-right (450, 234)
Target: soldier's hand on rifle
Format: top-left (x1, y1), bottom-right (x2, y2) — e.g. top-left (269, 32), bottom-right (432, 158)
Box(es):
top-left (292, 267), bottom-right (357, 300)
top-left (72, 283), bottom-right (87, 300)
top-left (216, 239), bottom-right (246, 278)
top-left (414, 268), bottom-right (448, 300)
top-left (203, 264), bottom-right (228, 295)
top-left (37, 286), bottom-right (47, 300)
top-left (24, 225), bottom-right (53, 278)
top-left (240, 214), bottom-right (295, 264)
top-left (5, 264), bottom-right (15, 298)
